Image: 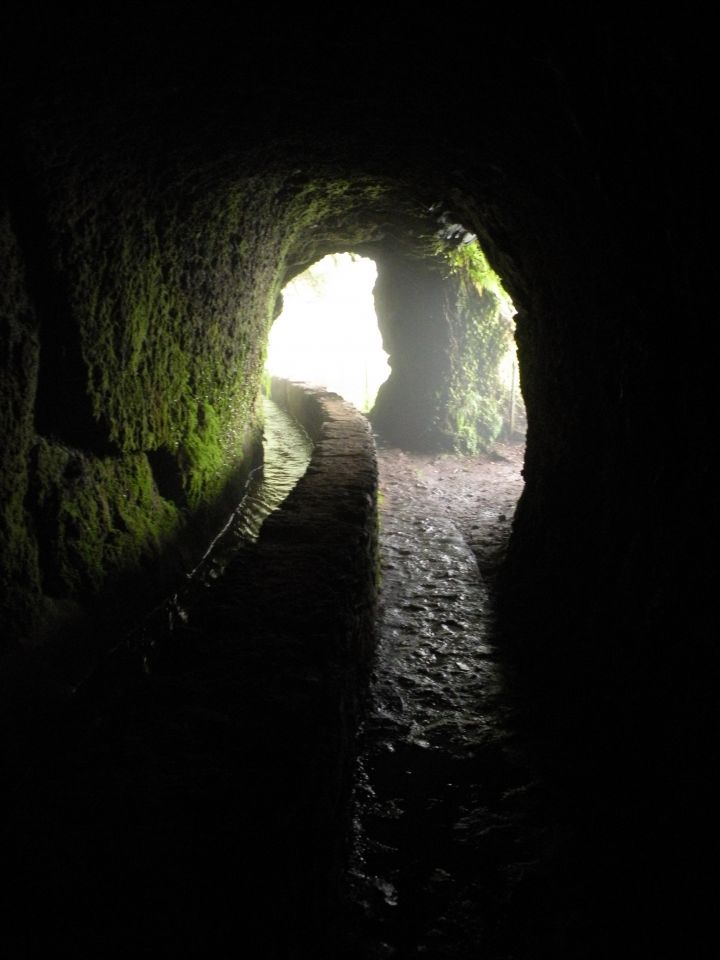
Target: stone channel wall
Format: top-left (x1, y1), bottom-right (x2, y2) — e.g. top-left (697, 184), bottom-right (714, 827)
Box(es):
top-left (267, 376), bottom-right (379, 663)
top-left (154, 377), bottom-right (380, 953)
top-left (2, 378), bottom-right (379, 955)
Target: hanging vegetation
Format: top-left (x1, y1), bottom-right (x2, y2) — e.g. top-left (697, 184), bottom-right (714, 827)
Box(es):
top-left (440, 240), bottom-right (518, 454)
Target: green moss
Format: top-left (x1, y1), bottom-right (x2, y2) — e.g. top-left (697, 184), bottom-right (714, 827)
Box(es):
top-left (181, 398), bottom-right (232, 509)
top-left (8, 154), bottom-right (296, 625)
top-left (44, 157), bottom-right (288, 502)
top-left (2, 140), bottom-right (428, 639)
top-left (445, 240), bottom-right (515, 312)
top-left (31, 438), bottom-right (181, 597)
top-left (440, 241), bottom-right (516, 454)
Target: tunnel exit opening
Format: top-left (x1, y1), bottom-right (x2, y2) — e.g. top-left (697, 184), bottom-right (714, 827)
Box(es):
top-left (265, 253), bottom-right (390, 413)
top-left (267, 234), bottom-right (525, 456)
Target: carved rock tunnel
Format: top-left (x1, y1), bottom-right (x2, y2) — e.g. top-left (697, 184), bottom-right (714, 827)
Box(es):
top-left (0, 9), bottom-right (713, 959)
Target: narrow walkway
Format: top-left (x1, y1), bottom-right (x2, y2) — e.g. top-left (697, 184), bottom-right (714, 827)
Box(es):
top-left (347, 440), bottom-right (546, 959)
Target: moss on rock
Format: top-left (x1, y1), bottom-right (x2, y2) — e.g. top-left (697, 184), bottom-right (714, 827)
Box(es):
top-left (441, 241), bottom-right (516, 454)
top-left (2, 134), bottom-right (295, 643)
top-left (29, 437), bottom-right (180, 599)
top-left (3, 109), bottom-right (515, 647)
top-left (370, 240), bottom-right (515, 454)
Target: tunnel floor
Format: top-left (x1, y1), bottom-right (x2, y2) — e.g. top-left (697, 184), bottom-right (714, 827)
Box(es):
top-left (1, 413), bottom-right (702, 959)
top-left (3, 422), bottom-right (557, 958)
top-left (342, 439), bottom-right (551, 959)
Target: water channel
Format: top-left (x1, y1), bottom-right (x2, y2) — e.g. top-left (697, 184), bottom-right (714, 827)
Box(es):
top-left (127, 394), bottom-right (314, 653)
top-left (188, 395), bottom-right (314, 577)
top-left (188, 398), bottom-right (539, 957)
top-left (6, 385), bottom-right (542, 959)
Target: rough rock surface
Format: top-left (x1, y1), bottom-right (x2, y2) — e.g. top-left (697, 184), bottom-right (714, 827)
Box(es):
top-left (1, 384), bottom-right (378, 957)
top-left (345, 439), bottom-right (542, 958)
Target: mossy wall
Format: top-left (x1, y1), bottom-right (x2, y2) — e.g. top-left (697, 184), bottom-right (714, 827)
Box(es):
top-left (2, 111), bottom-right (453, 650)
top-left (1, 127), bottom-right (305, 646)
top-left (441, 242), bottom-right (516, 453)
top-left (370, 244), bottom-right (514, 453)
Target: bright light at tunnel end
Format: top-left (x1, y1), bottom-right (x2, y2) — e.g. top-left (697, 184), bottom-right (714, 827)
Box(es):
top-left (265, 253), bottom-right (390, 413)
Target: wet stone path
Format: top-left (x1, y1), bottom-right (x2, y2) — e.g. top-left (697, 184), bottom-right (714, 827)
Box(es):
top-left (345, 441), bottom-right (546, 960)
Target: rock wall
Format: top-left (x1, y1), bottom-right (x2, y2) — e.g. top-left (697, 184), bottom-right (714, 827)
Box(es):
top-left (1, 379), bottom-right (379, 954)
top-left (371, 246), bottom-right (513, 452)
top-left (0, 127), bottom-right (287, 644)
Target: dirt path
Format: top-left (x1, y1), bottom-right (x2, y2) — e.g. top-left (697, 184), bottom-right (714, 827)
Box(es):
top-left (376, 440), bottom-right (525, 578)
top-left (345, 438), bottom-right (548, 959)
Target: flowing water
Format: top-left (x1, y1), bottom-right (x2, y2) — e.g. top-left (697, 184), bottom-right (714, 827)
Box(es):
top-left (129, 394), bottom-right (313, 649)
top-left (188, 394), bottom-right (314, 580)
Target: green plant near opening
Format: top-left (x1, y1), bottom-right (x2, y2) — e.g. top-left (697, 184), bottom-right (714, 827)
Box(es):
top-left (441, 241), bottom-right (516, 454)
top-left (445, 240), bottom-right (514, 314)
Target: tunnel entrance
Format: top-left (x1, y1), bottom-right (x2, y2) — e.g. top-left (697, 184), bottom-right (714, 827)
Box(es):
top-left (265, 253), bottom-right (390, 413)
top-left (268, 240), bottom-right (525, 455)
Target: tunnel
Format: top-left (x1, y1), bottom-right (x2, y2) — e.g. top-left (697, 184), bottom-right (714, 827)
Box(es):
top-left (0, 7), bottom-right (714, 958)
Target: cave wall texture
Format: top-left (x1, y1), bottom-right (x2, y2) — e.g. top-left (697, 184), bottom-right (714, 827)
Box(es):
top-left (371, 243), bottom-right (514, 451)
top-left (0, 2), bottom-right (715, 924)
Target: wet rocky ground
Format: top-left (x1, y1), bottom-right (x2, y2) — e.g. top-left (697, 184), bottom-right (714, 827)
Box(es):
top-left (341, 438), bottom-right (557, 959)
top-left (4, 393), bottom-right (700, 958)
top-left (343, 436), bottom-right (704, 960)
top-left (376, 440), bottom-right (525, 582)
